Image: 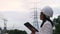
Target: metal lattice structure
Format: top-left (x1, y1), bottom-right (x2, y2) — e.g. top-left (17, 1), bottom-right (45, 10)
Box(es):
top-left (33, 8), bottom-right (39, 30)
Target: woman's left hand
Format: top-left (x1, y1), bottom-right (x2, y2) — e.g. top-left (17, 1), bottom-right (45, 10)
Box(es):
top-left (31, 31), bottom-right (35, 34)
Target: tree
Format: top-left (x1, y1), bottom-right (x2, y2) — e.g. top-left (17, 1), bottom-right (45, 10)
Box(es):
top-left (53, 15), bottom-right (60, 34)
top-left (7, 29), bottom-right (27, 34)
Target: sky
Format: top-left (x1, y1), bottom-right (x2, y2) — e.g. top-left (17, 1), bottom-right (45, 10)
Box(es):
top-left (0, 0), bottom-right (60, 34)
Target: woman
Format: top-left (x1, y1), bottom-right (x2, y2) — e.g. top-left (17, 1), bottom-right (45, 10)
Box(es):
top-left (31, 6), bottom-right (54, 34)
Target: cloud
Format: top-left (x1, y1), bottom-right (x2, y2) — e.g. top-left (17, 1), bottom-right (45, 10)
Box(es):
top-left (0, 0), bottom-right (60, 11)
top-left (0, 0), bottom-right (25, 11)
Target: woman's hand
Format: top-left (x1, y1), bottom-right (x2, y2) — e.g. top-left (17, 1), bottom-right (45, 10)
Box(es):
top-left (31, 32), bottom-right (35, 34)
top-left (31, 31), bottom-right (35, 34)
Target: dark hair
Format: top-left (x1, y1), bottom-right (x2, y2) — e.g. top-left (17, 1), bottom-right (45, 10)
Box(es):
top-left (40, 12), bottom-right (54, 27)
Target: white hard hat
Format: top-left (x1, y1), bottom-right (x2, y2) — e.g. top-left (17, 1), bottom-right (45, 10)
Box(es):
top-left (41, 6), bottom-right (53, 17)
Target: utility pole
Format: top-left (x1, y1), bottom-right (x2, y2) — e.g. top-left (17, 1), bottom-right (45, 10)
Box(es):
top-left (0, 15), bottom-right (7, 34)
top-left (3, 19), bottom-right (7, 34)
top-left (0, 18), bottom-right (7, 34)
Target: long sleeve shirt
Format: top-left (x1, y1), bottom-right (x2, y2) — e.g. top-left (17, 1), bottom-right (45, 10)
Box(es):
top-left (36, 21), bottom-right (53, 34)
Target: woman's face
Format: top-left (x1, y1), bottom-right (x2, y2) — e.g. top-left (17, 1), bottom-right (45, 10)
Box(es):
top-left (40, 12), bottom-right (44, 20)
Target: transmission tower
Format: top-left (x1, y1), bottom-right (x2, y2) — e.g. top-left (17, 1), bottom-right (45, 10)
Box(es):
top-left (33, 0), bottom-right (39, 28)
top-left (4, 19), bottom-right (7, 34)
top-left (33, 8), bottom-right (39, 29)
top-left (33, 0), bottom-right (39, 34)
